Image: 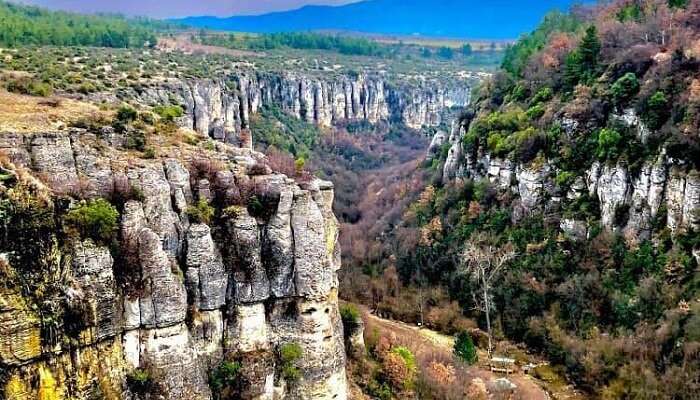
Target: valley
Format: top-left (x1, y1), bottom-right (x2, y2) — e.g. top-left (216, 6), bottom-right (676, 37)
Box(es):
top-left (0, 1), bottom-right (699, 400)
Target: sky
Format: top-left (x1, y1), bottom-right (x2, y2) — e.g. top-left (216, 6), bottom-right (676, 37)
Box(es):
top-left (13, 0), bottom-right (359, 18)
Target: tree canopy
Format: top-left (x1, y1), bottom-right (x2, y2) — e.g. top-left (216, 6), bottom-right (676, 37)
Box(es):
top-left (0, 1), bottom-right (175, 48)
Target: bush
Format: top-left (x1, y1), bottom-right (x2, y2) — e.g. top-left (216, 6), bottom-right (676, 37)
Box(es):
top-left (64, 199), bottom-right (119, 243)
top-left (391, 347), bottom-right (416, 372)
top-left (77, 82), bottom-right (97, 95)
top-left (555, 171), bottom-right (576, 188)
top-left (382, 347), bottom-right (416, 390)
top-left (209, 361), bottom-right (242, 400)
top-left (126, 368), bottom-right (153, 395)
top-left (642, 91), bottom-right (669, 130)
top-left (609, 73), bottom-right (639, 106)
top-left (340, 303), bottom-right (361, 334)
top-left (153, 104), bottom-right (184, 121)
top-left (596, 128), bottom-right (622, 160)
top-left (531, 87), bottom-right (553, 104)
top-left (5, 76), bottom-right (53, 97)
top-left (526, 103), bottom-right (546, 120)
top-left (454, 332), bottom-right (478, 364)
top-left (280, 343), bottom-right (303, 382)
top-left (116, 104), bottom-right (138, 123)
top-left (186, 198), bottom-right (215, 225)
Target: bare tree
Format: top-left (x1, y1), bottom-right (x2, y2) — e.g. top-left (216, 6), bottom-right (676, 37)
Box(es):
top-left (460, 234), bottom-right (516, 357)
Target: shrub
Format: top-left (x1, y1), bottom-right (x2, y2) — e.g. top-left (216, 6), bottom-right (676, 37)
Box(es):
top-left (596, 128), bottom-right (622, 160)
top-left (531, 87), bottom-right (553, 104)
top-left (294, 157), bottom-right (306, 175)
top-left (124, 130), bottom-right (147, 152)
top-left (382, 347), bottom-right (416, 390)
top-left (340, 303), bottom-right (361, 334)
top-left (77, 82), bottom-right (97, 95)
top-left (555, 171), bottom-right (576, 188)
top-left (642, 91), bottom-right (669, 130)
top-left (126, 368), bottom-right (153, 395)
top-left (5, 76), bottom-right (53, 97)
top-left (526, 103), bottom-right (546, 120)
top-left (187, 198), bottom-right (215, 225)
top-left (280, 343), bottom-right (303, 382)
top-left (454, 332), bottom-right (478, 364)
top-left (610, 73), bottom-right (639, 106)
top-left (116, 104), bottom-right (138, 123)
top-left (153, 104), bottom-right (184, 121)
top-left (142, 146), bottom-right (156, 159)
top-left (209, 361), bottom-right (242, 400)
top-left (64, 199), bottom-right (119, 244)
top-left (391, 347), bottom-right (416, 372)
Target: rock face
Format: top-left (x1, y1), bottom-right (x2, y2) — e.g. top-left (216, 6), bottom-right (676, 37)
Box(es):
top-left (0, 131), bottom-right (347, 400)
top-left (122, 71), bottom-right (473, 144)
top-left (433, 120), bottom-right (700, 239)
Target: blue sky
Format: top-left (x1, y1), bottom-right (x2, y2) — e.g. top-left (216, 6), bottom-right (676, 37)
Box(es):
top-left (13, 0), bottom-right (359, 18)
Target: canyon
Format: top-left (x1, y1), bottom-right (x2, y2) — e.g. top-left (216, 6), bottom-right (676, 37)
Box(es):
top-left (0, 63), bottom-right (477, 400)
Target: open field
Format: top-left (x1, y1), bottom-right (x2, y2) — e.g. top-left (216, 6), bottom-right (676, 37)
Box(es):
top-left (0, 89), bottom-right (105, 133)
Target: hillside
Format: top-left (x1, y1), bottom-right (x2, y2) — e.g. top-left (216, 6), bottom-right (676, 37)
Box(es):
top-left (176, 0), bottom-right (583, 40)
top-left (341, 0), bottom-right (700, 398)
top-left (0, 0), bottom-right (175, 48)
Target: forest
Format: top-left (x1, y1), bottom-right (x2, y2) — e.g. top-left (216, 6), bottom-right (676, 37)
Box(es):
top-left (341, 0), bottom-right (700, 398)
top-left (193, 31), bottom-right (388, 57)
top-left (0, 1), bottom-right (175, 48)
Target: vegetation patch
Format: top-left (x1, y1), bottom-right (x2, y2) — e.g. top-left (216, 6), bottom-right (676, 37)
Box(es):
top-left (63, 199), bottom-right (119, 244)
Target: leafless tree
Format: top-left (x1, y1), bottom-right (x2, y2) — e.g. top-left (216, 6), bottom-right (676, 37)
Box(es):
top-left (460, 234), bottom-right (516, 357)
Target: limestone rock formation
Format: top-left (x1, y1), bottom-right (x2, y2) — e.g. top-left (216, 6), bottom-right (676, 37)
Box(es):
top-left (432, 117), bottom-right (700, 239)
top-left (118, 71), bottom-right (474, 143)
top-left (0, 130), bottom-right (347, 400)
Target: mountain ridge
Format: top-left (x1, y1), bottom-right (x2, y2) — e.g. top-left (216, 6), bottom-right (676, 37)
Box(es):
top-left (175, 0), bottom-right (584, 40)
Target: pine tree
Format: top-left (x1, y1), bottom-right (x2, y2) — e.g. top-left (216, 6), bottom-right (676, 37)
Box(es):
top-left (454, 332), bottom-right (478, 364)
top-left (578, 25), bottom-right (601, 75)
top-left (562, 25), bottom-right (601, 91)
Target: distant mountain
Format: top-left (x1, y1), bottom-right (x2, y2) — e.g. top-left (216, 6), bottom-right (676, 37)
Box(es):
top-left (175, 0), bottom-right (584, 40)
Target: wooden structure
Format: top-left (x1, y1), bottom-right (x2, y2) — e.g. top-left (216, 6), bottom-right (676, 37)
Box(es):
top-left (490, 356), bottom-right (515, 375)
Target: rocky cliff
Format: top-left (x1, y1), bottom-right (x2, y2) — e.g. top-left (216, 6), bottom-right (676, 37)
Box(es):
top-left (0, 130), bottom-right (347, 400)
top-left (431, 109), bottom-right (700, 242)
top-left (116, 71), bottom-right (473, 145)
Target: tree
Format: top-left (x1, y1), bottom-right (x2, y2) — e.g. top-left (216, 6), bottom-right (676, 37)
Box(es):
top-left (437, 46), bottom-right (454, 59)
top-left (578, 25), bottom-right (601, 72)
top-left (460, 234), bottom-right (516, 356)
top-left (461, 43), bottom-right (473, 56)
top-left (454, 332), bottom-right (478, 364)
top-left (597, 128), bottom-right (623, 160)
top-left (642, 91), bottom-right (669, 130)
top-left (563, 25), bottom-right (601, 91)
top-left (610, 73), bottom-right (640, 106)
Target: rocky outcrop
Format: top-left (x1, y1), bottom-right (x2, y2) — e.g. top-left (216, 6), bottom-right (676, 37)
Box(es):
top-left (433, 121), bottom-right (700, 239)
top-left (0, 131), bottom-right (347, 400)
top-left (121, 71), bottom-right (474, 143)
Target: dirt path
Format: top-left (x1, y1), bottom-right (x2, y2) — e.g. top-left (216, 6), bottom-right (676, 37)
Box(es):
top-left (360, 307), bottom-right (586, 400)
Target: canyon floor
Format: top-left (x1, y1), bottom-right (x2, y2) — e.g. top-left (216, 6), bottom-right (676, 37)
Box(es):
top-left (355, 304), bottom-right (587, 400)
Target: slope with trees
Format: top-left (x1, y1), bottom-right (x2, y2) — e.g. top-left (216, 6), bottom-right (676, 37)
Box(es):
top-left (0, 0), bottom-right (176, 48)
top-left (341, 0), bottom-right (700, 398)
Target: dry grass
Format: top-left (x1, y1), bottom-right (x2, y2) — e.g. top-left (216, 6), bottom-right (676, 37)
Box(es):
top-left (360, 307), bottom-right (558, 400)
top-left (157, 35), bottom-right (261, 57)
top-left (0, 90), bottom-right (106, 133)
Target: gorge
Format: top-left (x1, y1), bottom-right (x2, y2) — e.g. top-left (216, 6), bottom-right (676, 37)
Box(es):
top-left (2, 0), bottom-right (700, 399)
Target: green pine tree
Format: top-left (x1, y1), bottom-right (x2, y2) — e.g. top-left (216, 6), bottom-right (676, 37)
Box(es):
top-left (453, 332), bottom-right (478, 364)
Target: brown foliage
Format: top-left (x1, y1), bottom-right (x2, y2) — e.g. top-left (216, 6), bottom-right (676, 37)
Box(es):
top-left (382, 352), bottom-right (411, 390)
